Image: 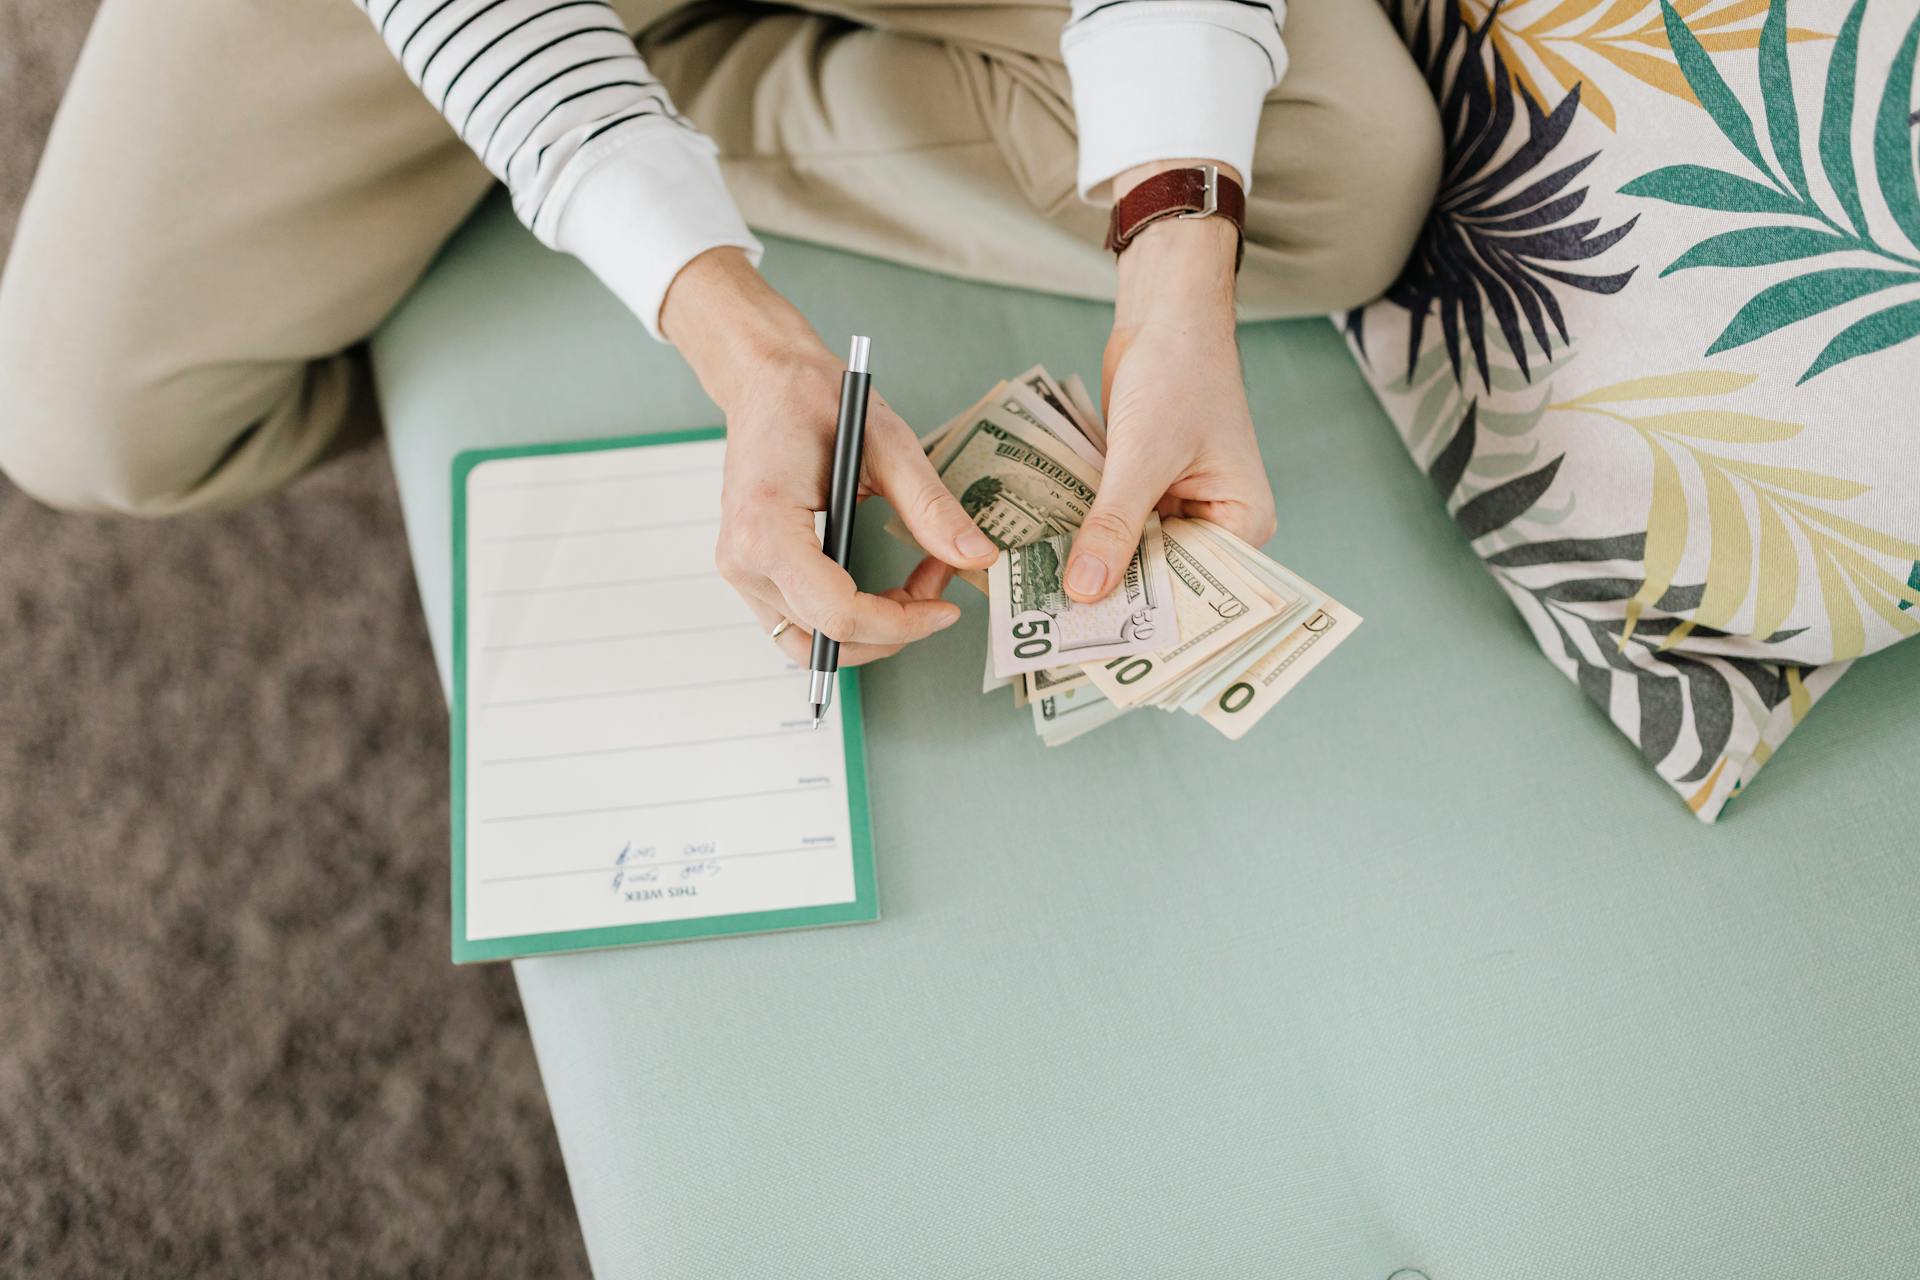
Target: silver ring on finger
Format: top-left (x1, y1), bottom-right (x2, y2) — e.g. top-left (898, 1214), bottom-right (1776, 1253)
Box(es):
top-left (769, 617), bottom-right (793, 640)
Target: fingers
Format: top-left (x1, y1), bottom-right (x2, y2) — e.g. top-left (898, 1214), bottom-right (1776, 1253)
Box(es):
top-left (903, 554), bottom-right (957, 600)
top-left (762, 524), bottom-right (959, 645)
top-left (864, 406), bottom-right (999, 570)
top-left (720, 511), bottom-right (960, 647)
top-left (741, 592), bottom-right (931, 668)
top-left (711, 342), bottom-right (976, 662)
top-left (741, 596), bottom-right (813, 664)
top-left (731, 562), bottom-right (888, 664)
top-left (1172, 496), bottom-right (1278, 547)
top-left (787, 560), bottom-right (957, 667)
top-left (1064, 450), bottom-right (1170, 603)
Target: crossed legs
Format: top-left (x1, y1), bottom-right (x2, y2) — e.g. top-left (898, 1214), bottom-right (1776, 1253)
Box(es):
top-left (0, 0), bottom-right (1437, 516)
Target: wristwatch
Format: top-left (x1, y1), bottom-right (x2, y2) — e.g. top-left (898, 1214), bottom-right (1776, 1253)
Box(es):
top-left (1104, 163), bottom-right (1247, 271)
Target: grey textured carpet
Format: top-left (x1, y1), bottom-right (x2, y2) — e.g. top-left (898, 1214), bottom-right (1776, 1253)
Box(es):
top-left (0, 5), bottom-right (591, 1276)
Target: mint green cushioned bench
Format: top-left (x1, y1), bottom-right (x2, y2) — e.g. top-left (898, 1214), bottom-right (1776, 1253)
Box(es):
top-left (373, 192), bottom-right (1920, 1279)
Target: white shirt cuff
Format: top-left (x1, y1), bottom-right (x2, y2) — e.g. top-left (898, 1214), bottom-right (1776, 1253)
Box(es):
top-left (1062, 2), bottom-right (1286, 203)
top-left (548, 119), bottom-right (763, 341)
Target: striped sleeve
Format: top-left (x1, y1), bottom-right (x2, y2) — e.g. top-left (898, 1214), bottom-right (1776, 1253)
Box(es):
top-left (1061, 0), bottom-right (1287, 202)
top-left (356, 0), bottom-right (760, 339)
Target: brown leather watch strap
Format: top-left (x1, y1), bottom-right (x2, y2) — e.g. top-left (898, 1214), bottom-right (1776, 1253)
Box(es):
top-left (1105, 164), bottom-right (1246, 271)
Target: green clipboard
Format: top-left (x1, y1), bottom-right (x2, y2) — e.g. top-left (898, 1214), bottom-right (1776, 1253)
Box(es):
top-left (449, 429), bottom-right (877, 964)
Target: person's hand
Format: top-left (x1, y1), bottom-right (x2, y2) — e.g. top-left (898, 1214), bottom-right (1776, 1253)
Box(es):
top-left (1063, 161), bottom-right (1276, 604)
top-left (661, 248), bottom-right (998, 665)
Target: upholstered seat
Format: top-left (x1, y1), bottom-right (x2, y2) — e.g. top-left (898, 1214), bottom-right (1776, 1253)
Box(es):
top-left (374, 192), bottom-right (1920, 1278)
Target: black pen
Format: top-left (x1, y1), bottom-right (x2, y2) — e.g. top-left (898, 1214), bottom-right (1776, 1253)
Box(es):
top-left (809, 335), bottom-right (872, 728)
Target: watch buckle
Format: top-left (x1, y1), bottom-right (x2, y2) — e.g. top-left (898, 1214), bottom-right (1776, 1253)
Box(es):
top-left (1178, 164), bottom-right (1219, 219)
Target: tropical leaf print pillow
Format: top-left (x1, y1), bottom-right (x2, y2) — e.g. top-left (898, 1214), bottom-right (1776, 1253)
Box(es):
top-left (1345, 0), bottom-right (1920, 820)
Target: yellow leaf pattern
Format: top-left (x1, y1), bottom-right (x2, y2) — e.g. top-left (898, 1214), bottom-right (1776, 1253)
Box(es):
top-left (1751, 499), bottom-right (1796, 638)
top-left (1811, 541), bottom-right (1865, 661)
top-left (1624, 439), bottom-right (1690, 643)
top-left (1560, 370), bottom-right (1755, 403)
top-left (1786, 666), bottom-right (1811, 722)
top-left (1628, 410), bottom-right (1801, 442)
top-left (1552, 370), bottom-right (1919, 654)
top-left (1346, 0), bottom-right (1911, 822)
top-left (1829, 543), bottom-right (1920, 638)
top-left (1712, 459), bottom-right (1870, 501)
top-left (1689, 461), bottom-right (1752, 634)
top-left (1686, 0), bottom-right (1768, 29)
top-left (1458, 0), bottom-right (1829, 127)
top-left (1772, 498), bottom-right (1920, 562)
top-left (1685, 757), bottom-right (1731, 813)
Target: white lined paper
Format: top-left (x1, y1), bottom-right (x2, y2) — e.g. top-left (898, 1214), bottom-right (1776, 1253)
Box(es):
top-left (461, 439), bottom-right (860, 943)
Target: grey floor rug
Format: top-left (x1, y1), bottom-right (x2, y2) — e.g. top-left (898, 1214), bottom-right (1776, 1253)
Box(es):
top-left (1, 5), bottom-right (591, 1275)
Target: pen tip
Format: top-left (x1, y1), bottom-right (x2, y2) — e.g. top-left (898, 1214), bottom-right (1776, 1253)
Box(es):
top-left (812, 716), bottom-right (822, 730)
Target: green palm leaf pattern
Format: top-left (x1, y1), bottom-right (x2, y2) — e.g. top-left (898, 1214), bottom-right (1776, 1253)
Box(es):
top-left (1660, 225), bottom-right (1853, 274)
top-left (1760, 0), bottom-right (1806, 195)
top-left (1622, 0), bottom-right (1920, 381)
top-left (1620, 164), bottom-right (1804, 213)
top-left (1661, 1), bottom-right (1770, 174)
top-left (1872, 11), bottom-right (1920, 249)
top-left (1821, 0), bottom-right (1870, 235)
top-left (1706, 266), bottom-right (1919, 352)
top-left (1801, 297), bottom-right (1920, 381)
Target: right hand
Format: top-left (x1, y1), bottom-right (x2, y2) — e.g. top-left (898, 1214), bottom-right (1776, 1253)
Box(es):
top-left (661, 248), bottom-right (998, 666)
top-left (1065, 161), bottom-right (1275, 605)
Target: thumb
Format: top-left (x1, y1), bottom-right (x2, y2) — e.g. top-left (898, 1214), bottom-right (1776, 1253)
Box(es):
top-left (1065, 455), bottom-right (1166, 603)
top-left (866, 412), bottom-right (999, 570)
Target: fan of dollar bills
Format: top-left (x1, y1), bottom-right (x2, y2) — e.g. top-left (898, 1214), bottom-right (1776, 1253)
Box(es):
top-left (889, 366), bottom-right (1362, 746)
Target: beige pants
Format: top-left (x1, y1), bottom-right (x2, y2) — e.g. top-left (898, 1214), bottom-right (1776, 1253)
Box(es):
top-left (0, 0), bottom-right (1439, 516)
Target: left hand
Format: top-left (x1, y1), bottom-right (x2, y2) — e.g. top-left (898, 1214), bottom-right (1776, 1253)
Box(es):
top-left (1062, 161), bottom-right (1277, 603)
